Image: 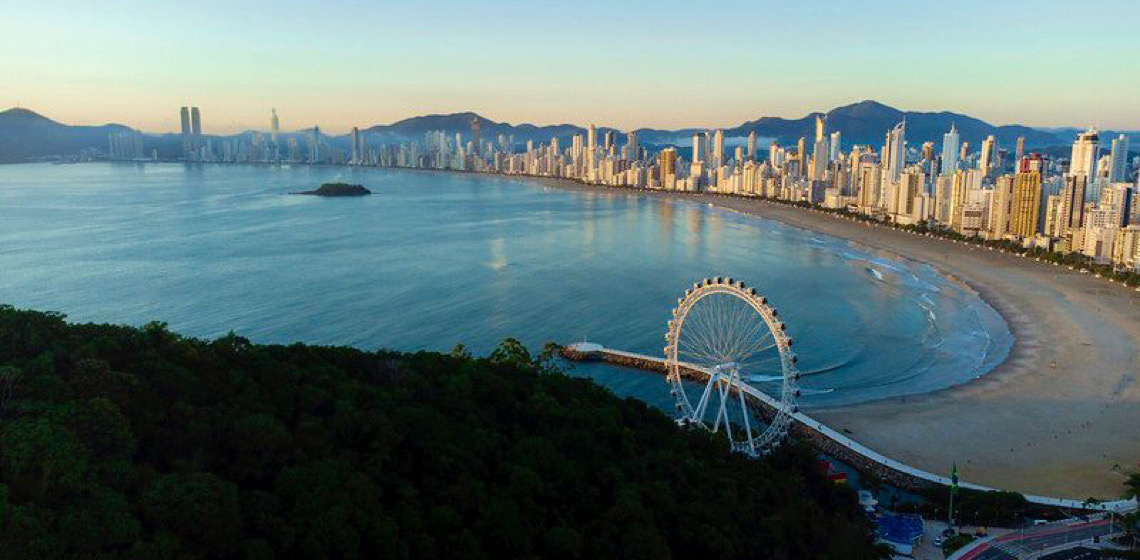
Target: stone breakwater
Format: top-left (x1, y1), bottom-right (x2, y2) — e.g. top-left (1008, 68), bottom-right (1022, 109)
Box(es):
top-left (559, 343), bottom-right (1138, 513)
top-left (559, 344), bottom-right (932, 492)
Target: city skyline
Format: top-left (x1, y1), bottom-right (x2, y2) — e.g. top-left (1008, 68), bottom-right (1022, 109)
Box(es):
top-left (3, 0), bottom-right (1139, 134)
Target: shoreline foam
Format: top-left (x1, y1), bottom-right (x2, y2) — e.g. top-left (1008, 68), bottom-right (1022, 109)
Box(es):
top-left (525, 175), bottom-right (1140, 498)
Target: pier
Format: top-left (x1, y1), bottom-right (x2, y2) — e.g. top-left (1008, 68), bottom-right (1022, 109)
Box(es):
top-left (561, 342), bottom-right (1138, 513)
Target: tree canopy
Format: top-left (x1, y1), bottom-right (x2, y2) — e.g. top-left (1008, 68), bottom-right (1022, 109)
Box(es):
top-left (0, 305), bottom-right (883, 559)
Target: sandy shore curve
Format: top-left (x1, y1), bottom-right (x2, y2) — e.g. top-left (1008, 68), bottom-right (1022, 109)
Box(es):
top-left (532, 177), bottom-right (1140, 499)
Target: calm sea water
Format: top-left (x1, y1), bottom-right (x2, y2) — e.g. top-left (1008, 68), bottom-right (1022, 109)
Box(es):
top-left (0, 163), bottom-right (1011, 408)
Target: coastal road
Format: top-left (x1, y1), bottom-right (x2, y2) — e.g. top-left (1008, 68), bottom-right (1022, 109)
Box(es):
top-left (954, 519), bottom-right (1118, 559)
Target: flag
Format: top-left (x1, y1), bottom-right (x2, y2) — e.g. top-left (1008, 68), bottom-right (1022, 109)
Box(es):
top-left (951, 463), bottom-right (959, 496)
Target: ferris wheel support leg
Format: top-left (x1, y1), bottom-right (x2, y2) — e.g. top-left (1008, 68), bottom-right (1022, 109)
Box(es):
top-left (693, 371), bottom-right (719, 423)
top-left (737, 378), bottom-right (755, 454)
top-left (714, 378), bottom-right (732, 440)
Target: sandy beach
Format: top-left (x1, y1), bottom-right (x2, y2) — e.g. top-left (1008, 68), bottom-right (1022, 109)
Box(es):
top-left (534, 177), bottom-right (1140, 500)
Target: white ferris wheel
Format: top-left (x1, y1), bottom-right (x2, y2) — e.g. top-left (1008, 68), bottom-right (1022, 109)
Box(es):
top-left (664, 277), bottom-right (799, 457)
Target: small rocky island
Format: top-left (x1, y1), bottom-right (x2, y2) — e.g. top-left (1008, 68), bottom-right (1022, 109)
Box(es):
top-left (295, 182), bottom-right (372, 196)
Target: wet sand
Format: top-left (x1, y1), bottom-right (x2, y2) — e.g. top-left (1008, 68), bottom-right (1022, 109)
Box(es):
top-left (534, 178), bottom-right (1140, 500)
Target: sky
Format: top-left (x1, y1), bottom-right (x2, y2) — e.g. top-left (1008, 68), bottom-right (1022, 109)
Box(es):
top-left (2, 0), bottom-right (1138, 134)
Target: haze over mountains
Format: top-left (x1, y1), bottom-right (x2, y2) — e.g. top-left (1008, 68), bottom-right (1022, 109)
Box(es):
top-left (1, 100), bottom-right (1136, 164)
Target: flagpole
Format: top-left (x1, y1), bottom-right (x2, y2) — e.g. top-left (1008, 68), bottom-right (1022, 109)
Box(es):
top-left (948, 463), bottom-right (958, 532)
top-left (948, 486), bottom-right (954, 530)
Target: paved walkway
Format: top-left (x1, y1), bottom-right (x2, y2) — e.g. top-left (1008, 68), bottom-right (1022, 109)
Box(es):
top-left (572, 343), bottom-right (1139, 513)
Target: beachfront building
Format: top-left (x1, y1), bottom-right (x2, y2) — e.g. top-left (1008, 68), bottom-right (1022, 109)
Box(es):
top-left (296, 119), bottom-right (1135, 268)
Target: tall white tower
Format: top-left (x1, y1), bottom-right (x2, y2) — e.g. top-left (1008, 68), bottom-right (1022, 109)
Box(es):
top-left (1070, 127), bottom-right (1100, 178)
top-left (713, 129), bottom-right (724, 169)
top-left (271, 108), bottom-right (280, 144)
top-left (586, 124), bottom-right (596, 178)
top-left (1109, 134), bottom-right (1129, 183)
top-left (883, 120), bottom-right (906, 183)
top-left (940, 124), bottom-right (960, 177)
top-left (978, 135), bottom-right (996, 176)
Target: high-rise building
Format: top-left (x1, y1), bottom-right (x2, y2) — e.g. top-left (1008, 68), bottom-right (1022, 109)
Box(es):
top-left (1070, 128), bottom-right (1100, 177)
top-left (108, 129), bottom-right (144, 161)
top-left (586, 124), bottom-right (596, 177)
top-left (883, 121), bottom-right (906, 183)
top-left (179, 107), bottom-right (191, 157)
top-left (1057, 173), bottom-right (1088, 239)
top-left (747, 131), bottom-right (756, 162)
top-left (829, 131), bottom-right (841, 162)
top-left (1098, 182), bottom-right (1134, 227)
top-left (271, 108), bottom-right (280, 145)
top-left (1109, 134), bottom-right (1130, 183)
top-left (351, 127), bottom-right (361, 164)
top-left (941, 124), bottom-right (960, 177)
top-left (1010, 157), bottom-right (1044, 238)
top-left (713, 129), bottom-right (724, 169)
top-left (625, 131), bottom-right (639, 162)
top-left (190, 107), bottom-right (202, 139)
top-left (308, 126), bottom-right (321, 163)
top-left (812, 137), bottom-right (828, 181)
top-left (1014, 136), bottom-right (1025, 167)
top-left (978, 135), bottom-right (996, 177)
top-left (658, 147), bottom-right (677, 188)
top-left (796, 137), bottom-right (807, 176)
top-left (960, 141), bottom-right (970, 163)
top-left (990, 175), bottom-right (1014, 237)
top-left (815, 116), bottom-right (826, 143)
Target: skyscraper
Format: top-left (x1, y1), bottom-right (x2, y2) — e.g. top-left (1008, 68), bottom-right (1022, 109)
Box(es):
top-left (351, 127), bottom-right (361, 164)
top-left (789, 137), bottom-right (803, 175)
top-left (713, 130), bottom-right (724, 169)
top-left (1010, 156), bottom-right (1043, 238)
top-left (308, 126), bottom-right (321, 163)
top-left (1109, 134), bottom-right (1130, 183)
top-left (814, 116), bottom-right (826, 143)
top-left (271, 108), bottom-right (280, 145)
top-left (658, 147), bottom-right (677, 188)
top-left (586, 124), bottom-right (596, 177)
top-left (1070, 128), bottom-right (1100, 177)
top-left (883, 120), bottom-right (906, 183)
top-left (1057, 174), bottom-right (1088, 239)
top-left (625, 131), bottom-right (639, 162)
top-left (747, 131), bottom-right (756, 162)
top-left (190, 107), bottom-right (202, 139)
top-left (829, 131), bottom-right (841, 162)
top-left (978, 135), bottom-right (996, 177)
top-left (180, 107), bottom-right (191, 157)
top-left (1014, 136), bottom-right (1025, 167)
top-left (941, 124), bottom-right (960, 177)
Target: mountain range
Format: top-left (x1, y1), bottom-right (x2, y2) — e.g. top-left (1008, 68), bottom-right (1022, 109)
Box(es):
top-left (0, 108), bottom-right (132, 163)
top-left (2, 101), bottom-right (1137, 164)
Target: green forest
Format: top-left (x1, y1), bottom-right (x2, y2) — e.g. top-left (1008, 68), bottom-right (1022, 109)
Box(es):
top-left (0, 305), bottom-right (884, 559)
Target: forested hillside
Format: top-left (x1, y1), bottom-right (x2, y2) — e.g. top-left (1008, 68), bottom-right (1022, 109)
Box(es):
top-left (0, 305), bottom-right (883, 559)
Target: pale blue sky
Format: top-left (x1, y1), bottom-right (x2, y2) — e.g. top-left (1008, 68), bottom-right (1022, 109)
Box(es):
top-left (2, 0), bottom-right (1137, 133)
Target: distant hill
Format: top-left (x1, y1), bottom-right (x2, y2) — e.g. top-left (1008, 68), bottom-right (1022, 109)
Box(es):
top-left (726, 100), bottom-right (1065, 150)
top-left (0, 108), bottom-right (131, 163)
top-left (3, 102), bottom-right (1136, 163)
top-left (361, 111), bottom-right (610, 146)
top-left (351, 102), bottom-right (1099, 152)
